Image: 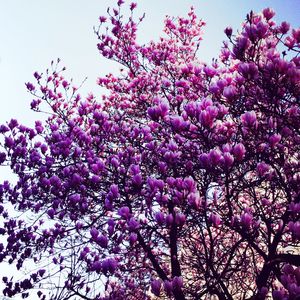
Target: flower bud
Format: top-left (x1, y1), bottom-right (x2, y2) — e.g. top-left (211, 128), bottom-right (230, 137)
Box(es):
top-left (223, 152), bottom-right (234, 168)
top-left (118, 206), bottom-right (130, 219)
top-left (128, 218), bottom-right (140, 231)
top-left (96, 235), bottom-right (108, 248)
top-left (164, 280), bottom-right (173, 295)
top-left (257, 162), bottom-right (270, 177)
top-left (166, 214), bottom-right (174, 226)
top-left (241, 111), bottom-right (257, 128)
top-left (129, 233), bottom-right (138, 245)
top-left (175, 213), bottom-right (186, 226)
top-left (155, 212), bottom-right (165, 225)
top-left (172, 276), bottom-right (183, 291)
top-left (209, 213), bottom-right (221, 227)
top-left (151, 279), bottom-right (162, 296)
top-left (240, 213), bottom-right (252, 229)
top-left (90, 227), bottom-right (99, 240)
top-left (232, 143), bottom-right (246, 161)
top-left (224, 26), bottom-right (233, 37)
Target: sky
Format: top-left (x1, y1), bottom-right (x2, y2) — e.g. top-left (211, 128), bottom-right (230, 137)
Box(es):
top-left (0, 0), bottom-right (299, 299)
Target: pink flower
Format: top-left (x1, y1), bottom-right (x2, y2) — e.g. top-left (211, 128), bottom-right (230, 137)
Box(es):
top-left (256, 162), bottom-right (270, 176)
top-left (130, 3), bottom-right (137, 11)
top-left (203, 66), bottom-right (216, 77)
top-left (199, 110), bottom-right (213, 128)
top-left (166, 214), bottom-right (174, 226)
top-left (223, 152), bottom-right (234, 168)
top-left (175, 213), bottom-right (186, 226)
top-left (241, 111), bottom-right (257, 128)
top-left (209, 213), bottom-right (221, 227)
top-left (187, 192), bottom-right (201, 209)
top-left (223, 86), bottom-right (237, 100)
top-left (232, 143), bottom-right (246, 161)
top-left (279, 21), bottom-right (290, 34)
top-left (99, 16), bottom-right (107, 23)
top-left (240, 213), bottom-right (253, 229)
top-left (155, 212), bottom-right (165, 225)
top-left (269, 133), bottom-right (281, 147)
top-left (263, 8), bottom-right (275, 20)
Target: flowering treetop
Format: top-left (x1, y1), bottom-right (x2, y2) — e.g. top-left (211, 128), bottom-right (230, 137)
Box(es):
top-left (0, 1), bottom-right (300, 299)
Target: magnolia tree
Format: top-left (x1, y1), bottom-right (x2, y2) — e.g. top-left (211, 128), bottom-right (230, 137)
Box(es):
top-left (0, 1), bottom-right (300, 299)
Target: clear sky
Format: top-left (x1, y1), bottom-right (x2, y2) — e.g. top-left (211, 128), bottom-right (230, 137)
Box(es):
top-left (0, 1), bottom-right (299, 299)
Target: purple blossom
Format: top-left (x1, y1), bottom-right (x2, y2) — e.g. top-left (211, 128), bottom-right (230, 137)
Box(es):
top-left (129, 232), bottom-right (138, 244)
top-left (102, 258), bottom-right (118, 274)
top-left (223, 152), bottom-right (234, 168)
top-left (155, 212), bottom-right (165, 225)
top-left (199, 153), bottom-right (210, 168)
top-left (172, 276), bottom-right (183, 291)
top-left (208, 149), bottom-right (222, 165)
top-left (4, 137), bottom-right (14, 148)
top-left (97, 235), bottom-right (108, 248)
top-left (175, 213), bottom-right (186, 226)
top-left (47, 208), bottom-right (56, 219)
top-left (127, 218), bottom-right (140, 231)
top-left (187, 192), bottom-right (201, 209)
top-left (269, 133), bottom-right (281, 147)
top-left (0, 5), bottom-right (298, 300)
top-left (25, 82), bottom-right (35, 91)
top-left (240, 213), bottom-right (253, 229)
top-left (256, 162), bottom-right (270, 176)
top-left (151, 279), bottom-right (162, 296)
top-left (263, 8), bottom-right (275, 20)
top-left (223, 86), bottom-right (237, 99)
top-left (232, 143), bottom-right (246, 161)
top-left (199, 110), bottom-right (213, 128)
top-left (0, 152), bottom-right (6, 164)
top-left (209, 213), bottom-right (221, 227)
top-left (164, 280), bottom-right (173, 295)
top-left (166, 214), bottom-right (174, 226)
top-left (90, 228), bottom-right (99, 240)
top-left (118, 206), bottom-right (131, 219)
top-left (241, 111), bottom-right (257, 128)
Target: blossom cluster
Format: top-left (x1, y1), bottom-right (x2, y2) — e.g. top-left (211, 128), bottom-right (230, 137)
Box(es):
top-left (0, 2), bottom-right (299, 300)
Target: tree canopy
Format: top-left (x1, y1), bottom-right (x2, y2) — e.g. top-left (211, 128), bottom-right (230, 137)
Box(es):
top-left (0, 2), bottom-right (300, 299)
